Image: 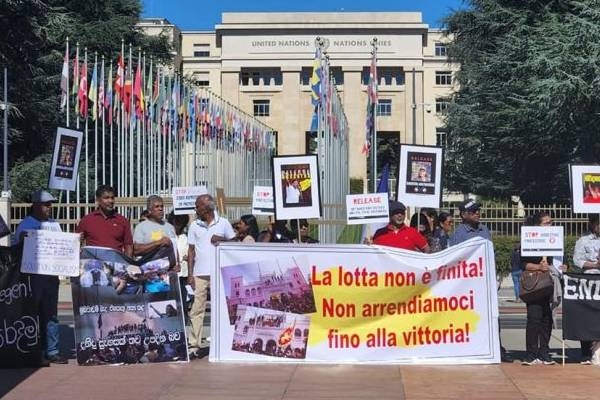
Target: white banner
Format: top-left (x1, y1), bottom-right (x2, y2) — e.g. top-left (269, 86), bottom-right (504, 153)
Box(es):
top-left (345, 193), bottom-right (389, 225)
top-left (21, 230), bottom-right (80, 276)
top-left (252, 186), bottom-right (274, 215)
top-left (172, 185), bottom-right (207, 215)
top-left (212, 238), bottom-right (500, 364)
top-left (521, 226), bottom-right (564, 257)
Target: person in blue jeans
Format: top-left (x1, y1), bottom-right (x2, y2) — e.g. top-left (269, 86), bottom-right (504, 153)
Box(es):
top-left (13, 190), bottom-right (68, 365)
top-left (510, 243), bottom-right (522, 302)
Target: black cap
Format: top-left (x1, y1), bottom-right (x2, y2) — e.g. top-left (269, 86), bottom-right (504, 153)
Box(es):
top-left (388, 200), bottom-right (406, 215)
top-left (459, 199), bottom-right (480, 213)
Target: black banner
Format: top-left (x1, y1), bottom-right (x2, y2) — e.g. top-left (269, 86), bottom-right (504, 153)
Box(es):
top-left (72, 246), bottom-right (188, 366)
top-left (562, 273), bottom-right (600, 340)
top-left (0, 245), bottom-right (44, 368)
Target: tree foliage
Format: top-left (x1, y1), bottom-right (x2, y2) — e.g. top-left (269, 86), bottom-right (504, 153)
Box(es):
top-left (0, 0), bottom-right (172, 200)
top-left (443, 0), bottom-right (600, 203)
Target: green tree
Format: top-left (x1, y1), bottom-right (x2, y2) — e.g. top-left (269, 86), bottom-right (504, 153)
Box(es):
top-left (443, 0), bottom-right (600, 203)
top-left (0, 0), bottom-right (172, 201)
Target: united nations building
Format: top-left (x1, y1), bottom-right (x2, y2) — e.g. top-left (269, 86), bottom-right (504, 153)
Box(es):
top-left (139, 12), bottom-right (456, 180)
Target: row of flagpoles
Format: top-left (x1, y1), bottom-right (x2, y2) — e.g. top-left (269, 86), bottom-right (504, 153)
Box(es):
top-left (59, 38), bottom-right (277, 204)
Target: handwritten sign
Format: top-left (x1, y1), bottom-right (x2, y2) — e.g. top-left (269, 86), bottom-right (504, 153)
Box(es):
top-left (21, 230), bottom-right (80, 276)
top-left (521, 226), bottom-right (564, 257)
top-left (172, 185), bottom-right (208, 215)
top-left (252, 186), bottom-right (274, 215)
top-left (345, 193), bottom-right (389, 225)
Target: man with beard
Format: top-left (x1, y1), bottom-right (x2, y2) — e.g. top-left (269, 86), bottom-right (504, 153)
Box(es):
top-left (77, 185), bottom-right (133, 257)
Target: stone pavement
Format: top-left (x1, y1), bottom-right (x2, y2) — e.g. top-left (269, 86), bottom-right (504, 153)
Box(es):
top-left (2, 279), bottom-right (600, 399)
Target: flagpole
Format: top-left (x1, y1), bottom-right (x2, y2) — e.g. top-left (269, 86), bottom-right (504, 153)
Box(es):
top-left (371, 37), bottom-right (378, 193)
top-left (128, 44), bottom-right (134, 197)
top-left (63, 38), bottom-right (70, 212)
top-left (100, 55), bottom-right (106, 184)
top-left (93, 52), bottom-right (98, 190)
top-left (83, 48), bottom-right (89, 204)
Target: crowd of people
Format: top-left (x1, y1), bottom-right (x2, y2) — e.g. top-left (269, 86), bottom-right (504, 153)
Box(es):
top-left (12, 184), bottom-right (600, 366)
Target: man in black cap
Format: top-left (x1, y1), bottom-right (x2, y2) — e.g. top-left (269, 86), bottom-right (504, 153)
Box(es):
top-left (372, 200), bottom-right (430, 252)
top-left (449, 199), bottom-right (491, 245)
top-left (13, 189), bottom-right (68, 364)
top-left (449, 198), bottom-right (513, 362)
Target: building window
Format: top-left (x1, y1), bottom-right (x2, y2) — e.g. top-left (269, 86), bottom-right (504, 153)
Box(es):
top-left (435, 71), bottom-right (452, 86)
top-left (435, 97), bottom-right (450, 114)
top-left (436, 128), bottom-right (448, 147)
top-left (361, 66), bottom-right (404, 86)
top-left (241, 68), bottom-right (282, 86)
top-left (434, 43), bottom-right (448, 57)
top-left (300, 66), bottom-right (343, 85)
top-left (376, 99), bottom-right (392, 116)
top-left (253, 99), bottom-right (270, 117)
top-left (192, 72), bottom-right (209, 87)
top-left (193, 43), bottom-right (210, 57)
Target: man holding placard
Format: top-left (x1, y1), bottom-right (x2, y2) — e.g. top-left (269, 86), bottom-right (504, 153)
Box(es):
top-left (13, 189), bottom-right (68, 364)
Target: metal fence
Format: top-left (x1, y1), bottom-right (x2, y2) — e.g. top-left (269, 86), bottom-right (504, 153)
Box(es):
top-left (8, 199), bottom-right (591, 243)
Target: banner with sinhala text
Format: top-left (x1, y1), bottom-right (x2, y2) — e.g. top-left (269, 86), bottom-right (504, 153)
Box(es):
top-left (212, 237), bottom-right (500, 364)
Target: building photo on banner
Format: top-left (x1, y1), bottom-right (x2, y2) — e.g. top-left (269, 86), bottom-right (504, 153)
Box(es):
top-left (272, 154), bottom-right (321, 220)
top-left (212, 238), bottom-right (500, 364)
top-left (48, 127), bottom-right (83, 192)
top-left (396, 144), bottom-right (443, 209)
top-left (570, 164), bottom-right (600, 213)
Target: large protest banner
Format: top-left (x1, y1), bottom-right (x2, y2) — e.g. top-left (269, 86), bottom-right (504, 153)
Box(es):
top-left (562, 273), bottom-right (600, 340)
top-left (0, 245), bottom-right (44, 368)
top-left (71, 247), bottom-right (188, 365)
top-left (213, 237), bottom-right (500, 364)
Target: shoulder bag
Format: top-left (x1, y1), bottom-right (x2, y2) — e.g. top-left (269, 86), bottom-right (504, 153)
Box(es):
top-left (519, 270), bottom-right (554, 303)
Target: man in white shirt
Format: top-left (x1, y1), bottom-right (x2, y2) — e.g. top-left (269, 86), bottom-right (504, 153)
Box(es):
top-left (285, 180), bottom-right (301, 204)
top-left (186, 194), bottom-right (235, 359)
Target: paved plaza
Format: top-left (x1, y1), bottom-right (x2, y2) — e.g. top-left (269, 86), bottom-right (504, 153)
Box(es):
top-left (2, 280), bottom-right (600, 399)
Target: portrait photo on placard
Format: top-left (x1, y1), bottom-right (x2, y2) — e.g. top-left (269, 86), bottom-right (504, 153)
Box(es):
top-left (48, 127), bottom-right (83, 192)
top-left (272, 154), bottom-right (321, 220)
top-left (397, 144), bottom-right (443, 209)
top-left (570, 165), bottom-right (600, 213)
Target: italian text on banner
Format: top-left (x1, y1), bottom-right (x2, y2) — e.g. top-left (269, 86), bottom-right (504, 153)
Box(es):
top-left (212, 237), bottom-right (500, 364)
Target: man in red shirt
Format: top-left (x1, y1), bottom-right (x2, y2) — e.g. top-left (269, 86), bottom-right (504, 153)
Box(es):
top-left (76, 185), bottom-right (133, 257)
top-left (372, 200), bottom-right (430, 252)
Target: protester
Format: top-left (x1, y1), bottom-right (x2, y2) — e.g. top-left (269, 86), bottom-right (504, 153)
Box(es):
top-left (13, 189), bottom-right (67, 364)
top-left (139, 209), bottom-right (150, 223)
top-left (572, 214), bottom-right (600, 364)
top-left (133, 195), bottom-right (177, 266)
top-left (433, 211), bottom-right (453, 251)
top-left (167, 212), bottom-right (191, 318)
top-left (237, 214), bottom-right (259, 243)
top-left (290, 219), bottom-right (319, 243)
top-left (411, 208), bottom-right (439, 251)
top-left (187, 194), bottom-right (236, 359)
top-left (372, 201), bottom-right (430, 252)
top-left (520, 212), bottom-right (556, 366)
top-left (77, 185), bottom-right (133, 257)
top-left (449, 199), bottom-right (512, 362)
top-left (257, 220), bottom-right (294, 243)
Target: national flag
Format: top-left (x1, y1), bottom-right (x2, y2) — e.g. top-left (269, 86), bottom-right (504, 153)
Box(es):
top-left (114, 54), bottom-right (124, 100)
top-left (134, 60), bottom-right (145, 119)
top-left (77, 58), bottom-right (88, 118)
top-left (309, 49), bottom-right (322, 107)
top-left (60, 44), bottom-right (69, 111)
top-left (88, 59), bottom-right (98, 120)
top-left (362, 50), bottom-right (378, 155)
top-left (105, 63), bottom-right (113, 121)
top-left (123, 66), bottom-right (132, 116)
top-left (73, 47), bottom-right (79, 114)
top-left (98, 59), bottom-right (105, 120)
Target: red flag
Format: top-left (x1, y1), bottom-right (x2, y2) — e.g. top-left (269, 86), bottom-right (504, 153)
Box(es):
top-left (114, 54), bottom-right (124, 100)
top-left (77, 60), bottom-right (88, 117)
top-left (60, 45), bottom-right (69, 111)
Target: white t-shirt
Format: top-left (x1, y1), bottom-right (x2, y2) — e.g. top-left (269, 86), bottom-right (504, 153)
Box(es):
top-left (187, 214), bottom-right (235, 276)
top-left (13, 215), bottom-right (62, 245)
top-left (286, 185), bottom-right (300, 204)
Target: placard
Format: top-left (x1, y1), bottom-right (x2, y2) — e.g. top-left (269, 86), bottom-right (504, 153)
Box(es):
top-left (172, 185), bottom-right (207, 215)
top-left (20, 230), bottom-right (80, 276)
top-left (396, 144), bottom-right (443, 208)
top-left (252, 186), bottom-right (274, 215)
top-left (48, 127), bottom-right (83, 192)
top-left (345, 193), bottom-right (389, 225)
top-left (272, 154), bottom-right (321, 220)
top-left (570, 165), bottom-right (600, 213)
top-left (520, 226), bottom-right (564, 257)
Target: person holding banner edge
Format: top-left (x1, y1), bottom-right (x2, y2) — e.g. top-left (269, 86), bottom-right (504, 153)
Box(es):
top-left (572, 214), bottom-right (600, 364)
top-left (372, 200), bottom-right (430, 252)
top-left (187, 194), bottom-right (236, 359)
top-left (13, 189), bottom-right (68, 365)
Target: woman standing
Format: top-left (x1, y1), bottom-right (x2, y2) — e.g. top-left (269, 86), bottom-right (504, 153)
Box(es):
top-left (521, 211), bottom-right (556, 366)
top-left (433, 211), bottom-right (453, 251)
top-left (237, 214), bottom-right (260, 243)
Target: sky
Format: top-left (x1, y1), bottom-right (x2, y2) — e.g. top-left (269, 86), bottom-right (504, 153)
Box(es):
top-left (141, 0), bottom-right (468, 31)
